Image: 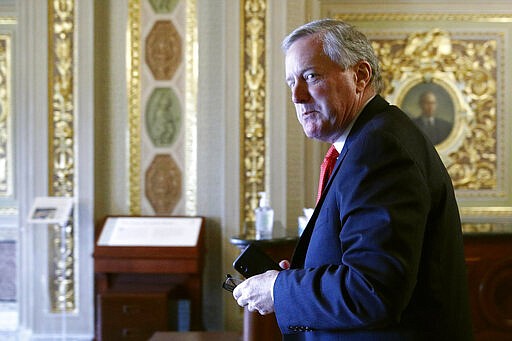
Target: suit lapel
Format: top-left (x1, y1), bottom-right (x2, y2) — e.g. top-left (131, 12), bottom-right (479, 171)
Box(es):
top-left (290, 142), bottom-right (349, 268)
top-left (290, 95), bottom-right (390, 268)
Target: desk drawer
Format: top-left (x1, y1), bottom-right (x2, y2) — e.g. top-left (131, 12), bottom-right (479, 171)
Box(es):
top-left (97, 291), bottom-right (170, 341)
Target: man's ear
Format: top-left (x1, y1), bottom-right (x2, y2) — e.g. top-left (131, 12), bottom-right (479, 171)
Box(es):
top-left (354, 61), bottom-right (372, 92)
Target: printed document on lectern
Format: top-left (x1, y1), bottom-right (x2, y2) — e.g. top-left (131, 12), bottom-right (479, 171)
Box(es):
top-left (97, 217), bottom-right (202, 247)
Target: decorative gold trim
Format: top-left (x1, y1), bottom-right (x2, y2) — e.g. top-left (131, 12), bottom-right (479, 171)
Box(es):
top-left (0, 17), bottom-right (16, 25)
top-left (335, 13), bottom-right (512, 23)
top-left (185, 0), bottom-right (198, 215)
top-left (240, 0), bottom-right (267, 234)
top-left (48, 0), bottom-right (75, 312)
top-left (461, 206), bottom-right (512, 216)
top-left (127, 0), bottom-right (142, 215)
top-left (461, 222), bottom-right (512, 233)
top-left (0, 33), bottom-right (12, 197)
top-left (374, 30), bottom-right (498, 191)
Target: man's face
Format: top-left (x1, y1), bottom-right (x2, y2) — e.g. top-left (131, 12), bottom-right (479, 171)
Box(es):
top-left (420, 93), bottom-right (437, 118)
top-left (285, 36), bottom-right (362, 143)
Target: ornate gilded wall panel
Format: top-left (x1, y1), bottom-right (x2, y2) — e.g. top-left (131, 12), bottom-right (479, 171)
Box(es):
top-left (48, 0), bottom-right (75, 312)
top-left (240, 0), bottom-right (267, 233)
top-left (0, 33), bottom-right (12, 198)
top-left (128, 0), bottom-right (142, 214)
top-left (372, 30), bottom-right (497, 191)
top-left (128, 0), bottom-right (197, 215)
top-left (331, 12), bottom-right (512, 222)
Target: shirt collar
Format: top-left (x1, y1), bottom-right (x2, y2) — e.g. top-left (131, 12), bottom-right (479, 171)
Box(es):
top-left (333, 95), bottom-right (375, 153)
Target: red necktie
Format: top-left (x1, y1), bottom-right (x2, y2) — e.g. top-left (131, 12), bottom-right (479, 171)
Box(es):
top-left (317, 145), bottom-right (339, 203)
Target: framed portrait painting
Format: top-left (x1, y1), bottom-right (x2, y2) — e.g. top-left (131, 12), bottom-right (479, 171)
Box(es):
top-left (327, 10), bottom-right (512, 225)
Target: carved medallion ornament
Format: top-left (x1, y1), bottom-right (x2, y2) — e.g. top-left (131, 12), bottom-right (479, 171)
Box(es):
top-left (373, 29), bottom-right (499, 191)
top-left (240, 0), bottom-right (267, 232)
top-left (145, 154), bottom-right (182, 214)
top-left (146, 20), bottom-right (182, 81)
top-left (146, 87), bottom-right (181, 147)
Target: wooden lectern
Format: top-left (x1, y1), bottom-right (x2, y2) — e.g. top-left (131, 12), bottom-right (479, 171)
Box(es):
top-left (94, 216), bottom-right (205, 341)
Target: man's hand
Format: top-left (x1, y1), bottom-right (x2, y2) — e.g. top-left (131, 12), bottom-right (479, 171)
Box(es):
top-left (233, 270), bottom-right (278, 315)
top-left (232, 260), bottom-right (290, 315)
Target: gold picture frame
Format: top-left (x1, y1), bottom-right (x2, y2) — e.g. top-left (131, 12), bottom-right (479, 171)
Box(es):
top-left (331, 13), bottom-right (512, 222)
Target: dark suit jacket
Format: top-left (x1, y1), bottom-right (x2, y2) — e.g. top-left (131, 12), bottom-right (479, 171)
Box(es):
top-left (274, 95), bottom-right (473, 340)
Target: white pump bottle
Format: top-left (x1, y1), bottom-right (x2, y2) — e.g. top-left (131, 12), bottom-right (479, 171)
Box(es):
top-left (254, 192), bottom-right (274, 239)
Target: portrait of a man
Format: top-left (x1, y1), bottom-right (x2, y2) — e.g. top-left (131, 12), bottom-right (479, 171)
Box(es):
top-left (401, 82), bottom-right (455, 145)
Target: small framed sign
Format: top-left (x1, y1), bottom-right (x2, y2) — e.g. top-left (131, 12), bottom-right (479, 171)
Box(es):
top-left (27, 197), bottom-right (74, 226)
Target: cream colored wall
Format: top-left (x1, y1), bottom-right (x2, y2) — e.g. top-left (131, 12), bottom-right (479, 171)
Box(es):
top-left (94, 0), bottom-right (130, 220)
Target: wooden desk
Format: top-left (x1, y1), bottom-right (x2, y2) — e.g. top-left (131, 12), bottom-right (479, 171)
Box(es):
top-left (463, 231), bottom-right (512, 341)
top-left (149, 331), bottom-right (242, 341)
top-left (94, 216), bottom-right (205, 341)
top-left (230, 226), bottom-right (298, 341)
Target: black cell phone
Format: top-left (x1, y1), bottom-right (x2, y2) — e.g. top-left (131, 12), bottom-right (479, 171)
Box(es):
top-left (233, 243), bottom-right (281, 278)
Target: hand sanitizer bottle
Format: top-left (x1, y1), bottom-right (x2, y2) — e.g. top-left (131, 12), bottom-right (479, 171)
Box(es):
top-left (255, 192), bottom-right (274, 239)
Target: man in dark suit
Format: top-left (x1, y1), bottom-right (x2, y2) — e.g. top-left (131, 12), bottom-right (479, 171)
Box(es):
top-left (412, 91), bottom-right (453, 145)
top-left (233, 19), bottom-right (473, 340)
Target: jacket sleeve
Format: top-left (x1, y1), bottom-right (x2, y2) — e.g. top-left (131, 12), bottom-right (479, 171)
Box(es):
top-left (274, 129), bottom-right (432, 333)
